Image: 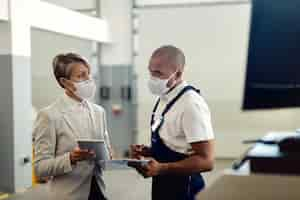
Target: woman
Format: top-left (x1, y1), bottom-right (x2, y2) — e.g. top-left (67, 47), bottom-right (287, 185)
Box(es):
top-left (33, 53), bottom-right (111, 200)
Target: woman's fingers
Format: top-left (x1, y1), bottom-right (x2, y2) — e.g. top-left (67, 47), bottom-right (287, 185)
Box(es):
top-left (72, 148), bottom-right (95, 161)
top-left (130, 144), bottom-right (145, 159)
top-left (79, 150), bottom-right (95, 159)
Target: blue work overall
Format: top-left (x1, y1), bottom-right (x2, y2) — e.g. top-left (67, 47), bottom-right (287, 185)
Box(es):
top-left (151, 85), bottom-right (205, 200)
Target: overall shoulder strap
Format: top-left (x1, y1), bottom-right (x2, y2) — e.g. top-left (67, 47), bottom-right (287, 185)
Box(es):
top-left (162, 85), bottom-right (200, 116)
top-left (151, 98), bottom-right (161, 125)
top-left (151, 86), bottom-right (201, 125)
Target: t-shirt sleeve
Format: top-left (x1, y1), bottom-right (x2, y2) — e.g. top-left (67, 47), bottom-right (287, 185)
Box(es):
top-left (182, 96), bottom-right (214, 143)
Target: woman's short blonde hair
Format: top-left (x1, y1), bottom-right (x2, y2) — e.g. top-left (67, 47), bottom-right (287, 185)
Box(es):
top-left (52, 53), bottom-right (90, 88)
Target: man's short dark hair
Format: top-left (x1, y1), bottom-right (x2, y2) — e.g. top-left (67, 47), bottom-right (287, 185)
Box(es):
top-left (151, 45), bottom-right (185, 70)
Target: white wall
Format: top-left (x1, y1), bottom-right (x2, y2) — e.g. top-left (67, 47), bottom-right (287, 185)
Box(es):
top-left (0, 22), bottom-right (11, 54)
top-left (134, 4), bottom-right (300, 158)
top-left (0, 0), bottom-right (8, 21)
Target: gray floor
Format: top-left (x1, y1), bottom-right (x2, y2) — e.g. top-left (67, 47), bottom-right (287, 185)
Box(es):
top-left (104, 159), bottom-right (233, 200)
top-left (5, 159), bottom-right (233, 200)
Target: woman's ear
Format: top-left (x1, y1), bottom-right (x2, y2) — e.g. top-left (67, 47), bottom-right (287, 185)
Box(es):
top-left (60, 78), bottom-right (76, 92)
top-left (59, 77), bottom-right (67, 88)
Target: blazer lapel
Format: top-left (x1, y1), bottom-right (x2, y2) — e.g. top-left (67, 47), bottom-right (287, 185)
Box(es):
top-left (86, 101), bottom-right (98, 139)
top-left (57, 97), bottom-right (80, 139)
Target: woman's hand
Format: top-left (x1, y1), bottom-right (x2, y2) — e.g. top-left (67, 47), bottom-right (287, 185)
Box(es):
top-left (70, 147), bottom-right (96, 165)
top-left (130, 144), bottom-right (152, 159)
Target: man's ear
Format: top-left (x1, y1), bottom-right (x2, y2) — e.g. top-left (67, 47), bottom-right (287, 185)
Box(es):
top-left (168, 70), bottom-right (182, 88)
top-left (167, 72), bottom-right (177, 88)
top-left (176, 71), bottom-right (182, 79)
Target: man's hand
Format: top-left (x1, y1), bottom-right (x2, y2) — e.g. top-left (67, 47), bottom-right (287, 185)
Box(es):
top-left (128, 158), bottom-right (166, 178)
top-left (127, 161), bottom-right (149, 178)
top-left (130, 144), bottom-right (152, 159)
top-left (144, 159), bottom-right (167, 177)
top-left (70, 147), bottom-right (96, 165)
top-left (129, 141), bottom-right (214, 177)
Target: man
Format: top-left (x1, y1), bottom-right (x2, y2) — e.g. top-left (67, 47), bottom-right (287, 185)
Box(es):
top-left (129, 45), bottom-right (215, 200)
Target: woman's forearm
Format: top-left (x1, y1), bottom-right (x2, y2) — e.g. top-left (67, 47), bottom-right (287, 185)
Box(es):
top-left (34, 152), bottom-right (73, 178)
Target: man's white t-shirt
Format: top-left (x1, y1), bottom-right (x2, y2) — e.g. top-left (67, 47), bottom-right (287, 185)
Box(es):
top-left (153, 81), bottom-right (214, 154)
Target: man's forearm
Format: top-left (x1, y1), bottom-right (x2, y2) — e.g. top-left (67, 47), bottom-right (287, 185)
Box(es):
top-left (160, 155), bottom-right (214, 175)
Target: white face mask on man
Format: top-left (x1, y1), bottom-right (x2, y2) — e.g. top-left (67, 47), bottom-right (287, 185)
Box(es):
top-left (147, 72), bottom-right (177, 96)
top-left (73, 79), bottom-right (96, 100)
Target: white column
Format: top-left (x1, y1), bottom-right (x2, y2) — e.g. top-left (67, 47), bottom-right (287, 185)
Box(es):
top-left (0, 0), bottom-right (32, 193)
top-left (99, 0), bottom-right (133, 66)
top-left (97, 0), bottom-right (138, 154)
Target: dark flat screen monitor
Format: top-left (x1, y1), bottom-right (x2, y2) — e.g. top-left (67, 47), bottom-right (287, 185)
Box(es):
top-left (243, 0), bottom-right (300, 110)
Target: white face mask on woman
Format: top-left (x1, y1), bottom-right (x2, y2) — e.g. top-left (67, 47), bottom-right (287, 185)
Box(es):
top-left (147, 72), bottom-right (177, 96)
top-left (73, 79), bottom-right (96, 100)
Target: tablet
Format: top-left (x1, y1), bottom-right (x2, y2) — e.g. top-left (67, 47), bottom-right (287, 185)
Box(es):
top-left (107, 159), bottom-right (149, 166)
top-left (99, 159), bottom-right (150, 170)
top-left (77, 139), bottom-right (109, 161)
